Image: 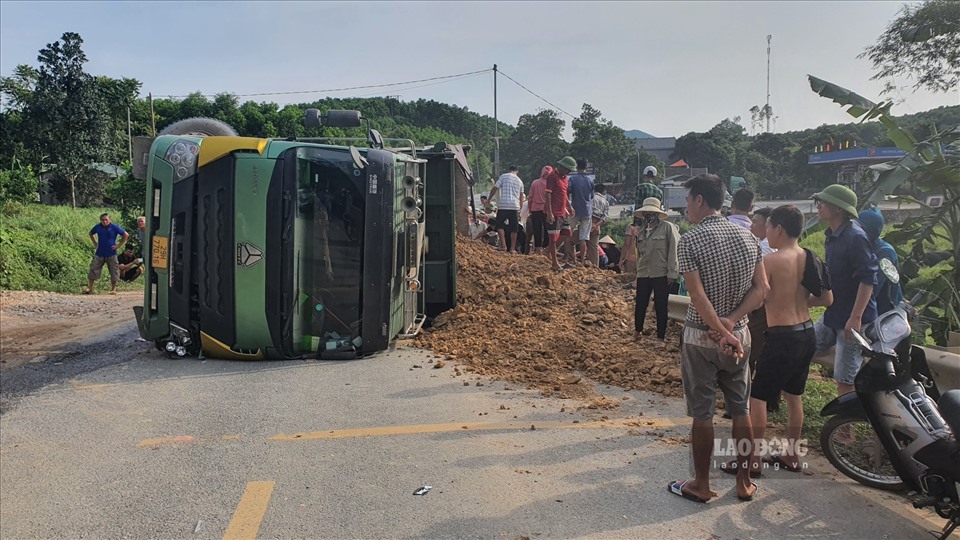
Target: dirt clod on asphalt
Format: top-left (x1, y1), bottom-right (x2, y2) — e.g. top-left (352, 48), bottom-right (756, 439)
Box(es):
top-left (415, 239), bottom-right (684, 402)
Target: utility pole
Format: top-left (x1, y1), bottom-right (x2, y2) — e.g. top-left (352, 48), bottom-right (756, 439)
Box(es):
top-left (493, 64), bottom-right (499, 179)
top-left (766, 35), bottom-right (772, 133)
top-left (127, 105), bottom-right (133, 163)
top-left (149, 93), bottom-right (156, 136)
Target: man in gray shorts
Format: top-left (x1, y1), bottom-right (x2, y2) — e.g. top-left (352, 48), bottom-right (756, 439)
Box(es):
top-left (668, 174), bottom-right (768, 505)
top-left (85, 213), bottom-right (129, 295)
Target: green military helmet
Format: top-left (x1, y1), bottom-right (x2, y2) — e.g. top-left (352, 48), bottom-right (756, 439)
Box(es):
top-left (557, 156), bottom-right (577, 171)
top-left (813, 184), bottom-right (858, 217)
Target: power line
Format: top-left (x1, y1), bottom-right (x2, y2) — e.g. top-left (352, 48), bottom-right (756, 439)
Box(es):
top-left (355, 70), bottom-right (489, 98)
top-left (496, 69), bottom-right (577, 119)
top-left (159, 68), bottom-right (493, 99)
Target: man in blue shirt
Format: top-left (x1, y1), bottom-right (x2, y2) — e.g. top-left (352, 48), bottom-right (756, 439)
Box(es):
top-left (812, 185), bottom-right (878, 398)
top-left (85, 213), bottom-right (129, 295)
top-left (567, 158), bottom-right (594, 265)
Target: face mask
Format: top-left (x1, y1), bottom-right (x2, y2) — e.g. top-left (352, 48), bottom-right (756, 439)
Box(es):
top-left (643, 214), bottom-right (658, 225)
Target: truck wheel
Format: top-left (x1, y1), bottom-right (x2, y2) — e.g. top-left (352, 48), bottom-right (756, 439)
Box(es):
top-left (158, 117), bottom-right (238, 137)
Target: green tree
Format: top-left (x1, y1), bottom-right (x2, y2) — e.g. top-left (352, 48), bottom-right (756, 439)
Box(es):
top-left (861, 0), bottom-right (960, 94)
top-left (23, 32), bottom-right (112, 207)
top-left (569, 104), bottom-right (634, 184)
top-left (500, 109), bottom-right (569, 185)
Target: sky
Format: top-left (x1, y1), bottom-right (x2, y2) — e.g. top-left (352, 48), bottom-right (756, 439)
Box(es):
top-left (1, 1), bottom-right (957, 140)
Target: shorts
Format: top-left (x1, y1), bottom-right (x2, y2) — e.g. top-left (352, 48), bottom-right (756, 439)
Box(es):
top-left (574, 216), bottom-right (591, 241)
top-left (547, 214), bottom-right (570, 243)
top-left (88, 255), bottom-right (120, 282)
top-left (496, 209), bottom-right (520, 234)
top-left (750, 323), bottom-right (816, 401)
top-left (680, 326), bottom-right (752, 420)
top-left (815, 318), bottom-right (863, 386)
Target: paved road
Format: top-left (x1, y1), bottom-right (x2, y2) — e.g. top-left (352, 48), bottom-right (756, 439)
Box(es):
top-left (0, 326), bottom-right (945, 539)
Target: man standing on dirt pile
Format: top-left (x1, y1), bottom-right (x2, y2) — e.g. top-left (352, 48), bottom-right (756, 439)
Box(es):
top-left (488, 165), bottom-right (525, 253)
top-left (544, 156), bottom-right (577, 272)
top-left (528, 166), bottom-right (551, 255)
top-left (812, 184), bottom-right (878, 399)
top-left (668, 174), bottom-right (768, 504)
top-left (568, 158), bottom-right (594, 265)
top-left (587, 183), bottom-right (609, 267)
top-left (84, 213), bottom-right (128, 295)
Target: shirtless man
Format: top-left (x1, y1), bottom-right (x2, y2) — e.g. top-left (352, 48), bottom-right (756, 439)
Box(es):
top-left (743, 205), bottom-right (832, 472)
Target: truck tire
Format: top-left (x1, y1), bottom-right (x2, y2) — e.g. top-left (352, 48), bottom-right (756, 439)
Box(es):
top-left (158, 117), bottom-right (238, 137)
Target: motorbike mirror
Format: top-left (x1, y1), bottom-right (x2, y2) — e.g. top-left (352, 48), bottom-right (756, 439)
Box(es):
top-left (879, 258), bottom-right (900, 284)
top-left (850, 329), bottom-right (872, 350)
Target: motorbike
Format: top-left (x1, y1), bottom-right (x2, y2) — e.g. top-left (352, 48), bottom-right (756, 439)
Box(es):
top-left (819, 293), bottom-right (960, 539)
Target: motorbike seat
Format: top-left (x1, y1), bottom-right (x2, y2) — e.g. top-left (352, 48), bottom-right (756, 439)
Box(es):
top-left (939, 390), bottom-right (960, 436)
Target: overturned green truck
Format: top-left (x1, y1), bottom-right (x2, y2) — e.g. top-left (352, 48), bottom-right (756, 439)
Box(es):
top-left (131, 110), bottom-right (470, 359)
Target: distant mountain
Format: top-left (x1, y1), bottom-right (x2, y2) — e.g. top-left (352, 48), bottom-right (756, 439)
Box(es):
top-left (625, 129), bottom-right (656, 139)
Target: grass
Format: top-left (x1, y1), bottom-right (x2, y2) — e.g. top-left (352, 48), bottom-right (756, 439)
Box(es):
top-left (0, 202), bottom-right (142, 293)
top-left (767, 364), bottom-right (835, 443)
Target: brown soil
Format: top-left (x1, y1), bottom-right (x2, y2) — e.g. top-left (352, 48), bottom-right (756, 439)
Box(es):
top-left (416, 239), bottom-right (684, 404)
top-left (0, 290), bottom-right (142, 372)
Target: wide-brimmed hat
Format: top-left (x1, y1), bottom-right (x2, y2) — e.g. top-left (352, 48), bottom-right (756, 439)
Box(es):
top-left (557, 156), bottom-right (577, 171)
top-left (633, 197), bottom-right (667, 219)
top-left (813, 184), bottom-right (858, 217)
top-left (598, 235), bottom-right (616, 245)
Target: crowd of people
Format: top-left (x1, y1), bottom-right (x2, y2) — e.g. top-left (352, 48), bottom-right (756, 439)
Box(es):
top-left (469, 157), bottom-right (901, 505)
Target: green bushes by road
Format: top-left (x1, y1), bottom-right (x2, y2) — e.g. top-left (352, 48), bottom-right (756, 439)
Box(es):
top-left (0, 202), bottom-right (141, 293)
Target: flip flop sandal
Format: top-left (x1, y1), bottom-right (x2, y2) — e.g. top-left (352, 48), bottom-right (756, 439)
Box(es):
top-left (719, 460), bottom-right (762, 478)
top-left (667, 480), bottom-right (709, 504)
top-left (763, 454), bottom-right (803, 473)
top-left (737, 481), bottom-right (759, 501)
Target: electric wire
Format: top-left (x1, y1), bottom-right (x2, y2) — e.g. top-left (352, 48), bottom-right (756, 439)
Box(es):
top-left (496, 69), bottom-right (577, 119)
top-left (355, 70), bottom-right (489, 98)
top-left (159, 68), bottom-right (493, 99)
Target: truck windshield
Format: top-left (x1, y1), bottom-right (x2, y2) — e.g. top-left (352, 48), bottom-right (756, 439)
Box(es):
top-left (292, 147), bottom-right (365, 350)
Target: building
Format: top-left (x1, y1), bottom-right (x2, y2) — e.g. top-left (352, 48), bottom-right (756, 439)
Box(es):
top-left (634, 137), bottom-right (677, 163)
top-left (807, 147), bottom-right (907, 194)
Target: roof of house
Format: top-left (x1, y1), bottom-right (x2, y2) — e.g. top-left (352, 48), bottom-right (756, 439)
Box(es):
top-left (635, 137), bottom-right (677, 151)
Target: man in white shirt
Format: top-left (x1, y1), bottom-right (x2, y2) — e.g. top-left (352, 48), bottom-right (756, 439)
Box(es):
top-left (751, 207), bottom-right (776, 256)
top-left (488, 165), bottom-right (525, 253)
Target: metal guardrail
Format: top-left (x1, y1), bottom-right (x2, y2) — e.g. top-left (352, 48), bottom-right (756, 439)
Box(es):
top-left (666, 294), bottom-right (959, 393)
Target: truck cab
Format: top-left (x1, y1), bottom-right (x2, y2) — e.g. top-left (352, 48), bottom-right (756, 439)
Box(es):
top-left (132, 110), bottom-right (463, 360)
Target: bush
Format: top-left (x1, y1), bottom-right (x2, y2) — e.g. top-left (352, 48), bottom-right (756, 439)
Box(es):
top-left (0, 204), bottom-right (141, 293)
top-left (0, 167), bottom-right (39, 204)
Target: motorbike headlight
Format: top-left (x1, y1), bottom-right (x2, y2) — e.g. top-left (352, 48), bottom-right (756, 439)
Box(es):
top-left (164, 139), bottom-right (200, 181)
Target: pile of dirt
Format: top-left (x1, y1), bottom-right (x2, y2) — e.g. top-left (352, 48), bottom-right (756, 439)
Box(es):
top-left (415, 239), bottom-right (685, 402)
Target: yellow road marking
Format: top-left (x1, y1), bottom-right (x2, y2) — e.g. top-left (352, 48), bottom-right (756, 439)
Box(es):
top-left (268, 417), bottom-right (688, 441)
top-left (137, 435), bottom-right (242, 447)
top-left (223, 481), bottom-right (274, 540)
top-left (138, 435), bottom-right (195, 447)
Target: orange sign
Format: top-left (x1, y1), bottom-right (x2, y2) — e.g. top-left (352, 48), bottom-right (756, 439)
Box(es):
top-left (151, 236), bottom-right (169, 269)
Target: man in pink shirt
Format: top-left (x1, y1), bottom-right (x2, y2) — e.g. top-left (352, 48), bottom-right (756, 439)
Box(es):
top-left (528, 166), bottom-right (551, 255)
top-left (544, 156), bottom-right (577, 272)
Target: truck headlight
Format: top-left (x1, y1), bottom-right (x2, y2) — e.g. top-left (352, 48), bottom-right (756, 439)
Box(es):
top-left (164, 140), bottom-right (200, 180)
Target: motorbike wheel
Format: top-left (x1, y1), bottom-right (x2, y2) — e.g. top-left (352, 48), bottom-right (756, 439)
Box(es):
top-left (820, 415), bottom-right (905, 491)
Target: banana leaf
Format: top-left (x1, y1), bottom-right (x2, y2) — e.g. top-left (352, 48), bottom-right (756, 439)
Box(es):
top-left (807, 75), bottom-right (916, 151)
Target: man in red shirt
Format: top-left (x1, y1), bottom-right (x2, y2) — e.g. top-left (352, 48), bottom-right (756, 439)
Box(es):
top-left (545, 156), bottom-right (577, 272)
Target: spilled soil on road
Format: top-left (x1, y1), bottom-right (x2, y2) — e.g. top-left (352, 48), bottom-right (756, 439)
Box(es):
top-left (416, 239), bottom-right (685, 406)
